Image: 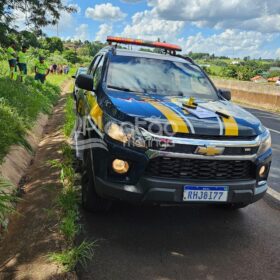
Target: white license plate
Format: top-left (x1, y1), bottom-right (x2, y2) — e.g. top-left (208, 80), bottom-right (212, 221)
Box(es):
top-left (183, 186), bottom-right (228, 202)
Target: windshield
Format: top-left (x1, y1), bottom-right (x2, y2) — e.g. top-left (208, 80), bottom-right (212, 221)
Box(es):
top-left (77, 68), bottom-right (87, 75)
top-left (107, 55), bottom-right (218, 100)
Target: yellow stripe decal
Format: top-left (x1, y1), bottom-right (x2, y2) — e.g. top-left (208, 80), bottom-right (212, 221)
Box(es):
top-left (222, 116), bottom-right (239, 136)
top-left (170, 98), bottom-right (189, 115)
top-left (148, 101), bottom-right (189, 133)
top-left (88, 95), bottom-right (103, 131)
top-left (90, 104), bottom-right (103, 131)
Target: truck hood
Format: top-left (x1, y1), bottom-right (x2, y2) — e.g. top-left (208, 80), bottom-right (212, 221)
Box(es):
top-left (105, 90), bottom-right (264, 137)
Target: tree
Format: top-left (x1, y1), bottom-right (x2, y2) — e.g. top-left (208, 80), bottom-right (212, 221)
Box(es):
top-left (77, 47), bottom-right (90, 57)
top-left (87, 41), bottom-right (106, 57)
top-left (188, 52), bottom-right (210, 60)
top-left (19, 31), bottom-right (39, 47)
top-left (268, 70), bottom-right (280, 78)
top-left (0, 0), bottom-right (76, 45)
top-left (40, 37), bottom-right (64, 52)
top-left (1, 0), bottom-right (75, 29)
top-left (222, 66), bottom-right (238, 79)
top-left (63, 50), bottom-right (80, 64)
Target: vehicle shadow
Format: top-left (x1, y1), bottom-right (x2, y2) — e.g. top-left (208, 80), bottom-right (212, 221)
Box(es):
top-left (77, 202), bottom-right (259, 280)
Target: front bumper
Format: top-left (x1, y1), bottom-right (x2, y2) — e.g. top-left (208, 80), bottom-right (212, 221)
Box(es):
top-left (91, 136), bottom-right (272, 205)
top-left (95, 175), bottom-right (268, 204)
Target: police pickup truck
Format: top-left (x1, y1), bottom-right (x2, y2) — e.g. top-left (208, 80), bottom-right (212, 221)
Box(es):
top-left (74, 36), bottom-right (272, 212)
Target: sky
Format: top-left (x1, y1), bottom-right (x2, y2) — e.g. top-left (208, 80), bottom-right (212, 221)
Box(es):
top-left (22, 0), bottom-right (280, 58)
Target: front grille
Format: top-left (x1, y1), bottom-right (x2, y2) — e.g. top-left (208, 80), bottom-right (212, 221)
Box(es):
top-left (154, 143), bottom-right (258, 155)
top-left (146, 157), bottom-right (254, 180)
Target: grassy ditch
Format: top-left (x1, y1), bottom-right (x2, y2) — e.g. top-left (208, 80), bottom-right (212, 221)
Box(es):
top-left (0, 74), bottom-right (70, 231)
top-left (0, 177), bottom-right (19, 230)
top-left (48, 95), bottom-right (95, 272)
top-left (0, 77), bottom-right (61, 163)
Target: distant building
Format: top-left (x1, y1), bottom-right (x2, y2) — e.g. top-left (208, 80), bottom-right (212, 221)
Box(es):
top-left (267, 77), bottom-right (280, 82)
top-left (231, 60), bottom-right (240, 65)
top-left (250, 75), bottom-right (267, 83)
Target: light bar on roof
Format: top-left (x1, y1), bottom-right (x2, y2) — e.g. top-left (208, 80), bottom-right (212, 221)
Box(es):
top-left (107, 36), bottom-right (182, 52)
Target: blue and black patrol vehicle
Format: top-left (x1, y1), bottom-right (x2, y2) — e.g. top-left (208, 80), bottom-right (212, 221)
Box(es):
top-left (74, 36), bottom-right (272, 212)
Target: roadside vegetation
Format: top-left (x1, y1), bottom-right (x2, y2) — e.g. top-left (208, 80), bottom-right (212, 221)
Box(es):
top-left (48, 95), bottom-right (95, 272)
top-left (0, 66), bottom-right (71, 231)
top-left (0, 77), bottom-right (61, 163)
top-left (0, 177), bottom-right (18, 230)
top-left (0, 0), bottom-right (95, 275)
top-left (189, 53), bottom-right (280, 82)
top-left (63, 95), bottom-right (76, 137)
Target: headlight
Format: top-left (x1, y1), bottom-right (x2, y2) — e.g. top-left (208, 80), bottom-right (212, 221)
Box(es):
top-left (107, 123), bottom-right (129, 143)
top-left (104, 119), bottom-right (146, 148)
top-left (258, 129), bottom-right (271, 155)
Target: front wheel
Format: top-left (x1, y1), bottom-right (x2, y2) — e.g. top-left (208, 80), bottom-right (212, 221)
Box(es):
top-left (81, 149), bottom-right (112, 213)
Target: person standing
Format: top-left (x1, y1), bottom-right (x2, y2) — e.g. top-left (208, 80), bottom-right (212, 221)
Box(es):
top-left (53, 63), bottom-right (57, 74)
top-left (7, 41), bottom-right (17, 79)
top-left (17, 45), bottom-right (28, 82)
top-left (64, 64), bottom-right (69, 74)
top-left (34, 56), bottom-right (49, 84)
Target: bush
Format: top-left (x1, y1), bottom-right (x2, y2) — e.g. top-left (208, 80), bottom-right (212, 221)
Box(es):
top-left (0, 77), bottom-right (61, 162)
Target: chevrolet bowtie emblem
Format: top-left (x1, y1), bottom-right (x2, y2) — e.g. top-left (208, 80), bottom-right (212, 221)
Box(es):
top-left (195, 146), bottom-right (225, 156)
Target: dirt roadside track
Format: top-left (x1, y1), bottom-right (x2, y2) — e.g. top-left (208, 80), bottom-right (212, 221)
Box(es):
top-left (0, 81), bottom-right (77, 280)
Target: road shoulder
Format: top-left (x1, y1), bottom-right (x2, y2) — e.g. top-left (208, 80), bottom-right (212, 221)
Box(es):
top-left (265, 187), bottom-right (280, 210)
top-left (0, 81), bottom-right (77, 280)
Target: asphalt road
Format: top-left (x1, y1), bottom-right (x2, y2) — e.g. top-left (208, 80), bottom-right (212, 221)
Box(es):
top-left (245, 107), bottom-right (280, 193)
top-left (78, 106), bottom-right (280, 280)
top-left (78, 200), bottom-right (280, 280)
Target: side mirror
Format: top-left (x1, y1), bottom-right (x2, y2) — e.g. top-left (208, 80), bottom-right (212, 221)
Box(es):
top-left (72, 75), bottom-right (76, 79)
top-left (75, 74), bottom-right (93, 91)
top-left (219, 89), bottom-right (231, 101)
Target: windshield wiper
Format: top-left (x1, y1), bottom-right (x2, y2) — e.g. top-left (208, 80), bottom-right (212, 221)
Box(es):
top-left (107, 85), bottom-right (135, 92)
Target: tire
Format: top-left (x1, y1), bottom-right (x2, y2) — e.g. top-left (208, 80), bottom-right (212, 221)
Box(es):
top-left (219, 203), bottom-right (249, 210)
top-left (81, 149), bottom-right (112, 213)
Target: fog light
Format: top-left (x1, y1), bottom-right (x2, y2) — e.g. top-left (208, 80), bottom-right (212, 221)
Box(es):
top-left (259, 165), bottom-right (266, 177)
top-left (112, 159), bottom-right (129, 174)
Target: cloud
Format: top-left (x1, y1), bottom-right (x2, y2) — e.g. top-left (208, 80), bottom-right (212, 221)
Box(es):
top-left (95, 24), bottom-right (113, 42)
top-left (276, 49), bottom-right (280, 58)
top-left (73, 24), bottom-right (89, 41)
top-left (11, 9), bottom-right (30, 31)
top-left (42, 2), bottom-right (81, 36)
top-left (184, 29), bottom-right (275, 58)
top-left (68, 3), bottom-right (81, 14)
top-left (44, 9), bottom-right (76, 36)
top-left (121, 0), bottom-right (143, 3)
top-left (122, 10), bottom-right (185, 41)
top-left (85, 3), bottom-right (126, 21)
top-left (11, 1), bottom-right (81, 34)
top-left (148, 0), bottom-right (280, 33)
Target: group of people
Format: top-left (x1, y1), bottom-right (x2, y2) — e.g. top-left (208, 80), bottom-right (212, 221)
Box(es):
top-left (7, 41), bottom-right (50, 83)
top-left (50, 64), bottom-right (69, 75)
top-left (6, 41), bottom-right (68, 84)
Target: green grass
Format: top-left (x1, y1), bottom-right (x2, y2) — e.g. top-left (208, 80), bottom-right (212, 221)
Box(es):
top-left (59, 209), bottom-right (80, 242)
top-left (0, 77), bottom-right (61, 163)
top-left (47, 74), bottom-right (70, 86)
top-left (63, 95), bottom-right (76, 137)
top-left (46, 75), bottom-right (93, 272)
top-left (48, 142), bottom-right (94, 271)
top-left (0, 177), bottom-right (19, 230)
top-left (57, 186), bottom-right (79, 213)
top-left (49, 241), bottom-right (96, 272)
top-left (48, 140), bottom-right (95, 271)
